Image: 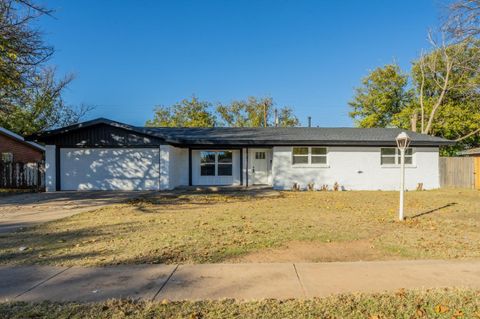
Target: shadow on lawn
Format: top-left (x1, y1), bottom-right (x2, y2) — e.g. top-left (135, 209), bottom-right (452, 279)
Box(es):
top-left (131, 187), bottom-right (282, 213)
top-left (409, 202), bottom-right (457, 219)
top-left (0, 222), bottom-right (148, 266)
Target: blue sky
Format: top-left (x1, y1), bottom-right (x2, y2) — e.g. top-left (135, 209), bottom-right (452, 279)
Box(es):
top-left (39, 0), bottom-right (446, 127)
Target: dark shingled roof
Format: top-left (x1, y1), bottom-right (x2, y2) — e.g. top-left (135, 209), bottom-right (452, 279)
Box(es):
top-left (27, 118), bottom-right (455, 147)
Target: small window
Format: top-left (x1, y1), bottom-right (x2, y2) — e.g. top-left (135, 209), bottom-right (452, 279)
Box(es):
top-left (200, 151), bottom-right (216, 176)
top-left (311, 147), bottom-right (327, 164)
top-left (255, 152), bottom-right (266, 159)
top-left (1, 152), bottom-right (13, 163)
top-left (381, 148), bottom-right (414, 165)
top-left (292, 147), bottom-right (309, 165)
top-left (217, 151), bottom-right (233, 176)
top-left (292, 147), bottom-right (327, 166)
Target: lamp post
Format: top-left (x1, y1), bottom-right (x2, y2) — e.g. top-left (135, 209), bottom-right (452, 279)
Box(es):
top-left (396, 132), bottom-right (411, 221)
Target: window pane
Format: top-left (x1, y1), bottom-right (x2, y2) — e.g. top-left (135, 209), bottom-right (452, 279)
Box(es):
top-left (200, 164), bottom-right (215, 176)
top-left (293, 147), bottom-right (308, 155)
top-left (255, 152), bottom-right (266, 159)
top-left (218, 164), bottom-right (232, 176)
top-left (405, 148), bottom-right (413, 156)
top-left (200, 151), bottom-right (216, 164)
top-left (404, 156), bottom-right (413, 165)
top-left (311, 156), bottom-right (327, 164)
top-left (218, 151), bottom-right (232, 163)
top-left (381, 156), bottom-right (396, 165)
top-left (292, 155), bottom-right (308, 165)
top-left (311, 147), bottom-right (327, 155)
top-left (2, 153), bottom-right (13, 162)
top-left (381, 148), bottom-right (396, 155)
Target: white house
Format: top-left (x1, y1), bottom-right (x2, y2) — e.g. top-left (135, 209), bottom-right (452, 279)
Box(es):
top-left (26, 118), bottom-right (454, 192)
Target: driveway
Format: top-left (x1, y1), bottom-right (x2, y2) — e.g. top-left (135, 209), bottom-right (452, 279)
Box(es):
top-left (0, 191), bottom-right (147, 233)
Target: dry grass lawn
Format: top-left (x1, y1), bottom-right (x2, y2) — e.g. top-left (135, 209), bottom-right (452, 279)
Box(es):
top-left (1, 289), bottom-right (479, 319)
top-left (0, 189), bottom-right (478, 266)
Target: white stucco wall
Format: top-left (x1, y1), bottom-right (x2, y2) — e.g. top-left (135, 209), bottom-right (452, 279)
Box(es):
top-left (45, 145), bottom-right (56, 192)
top-left (169, 145), bottom-right (189, 188)
top-left (272, 146), bottom-right (439, 191)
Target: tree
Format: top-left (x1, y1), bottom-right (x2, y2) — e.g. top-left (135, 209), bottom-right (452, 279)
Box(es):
top-left (216, 97), bottom-right (299, 127)
top-left (1, 69), bottom-right (92, 135)
top-left (348, 64), bottom-right (412, 128)
top-left (277, 106), bottom-right (300, 127)
top-left (444, 0), bottom-right (480, 41)
top-left (146, 96), bottom-right (216, 127)
top-left (0, 1), bottom-right (90, 135)
top-left (412, 37), bottom-right (480, 138)
top-left (349, 39), bottom-right (480, 152)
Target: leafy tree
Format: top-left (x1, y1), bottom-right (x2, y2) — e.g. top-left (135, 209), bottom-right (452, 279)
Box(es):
top-left (349, 64), bottom-right (412, 128)
top-left (1, 69), bottom-right (92, 135)
top-left (216, 97), bottom-right (299, 127)
top-left (0, 1), bottom-right (90, 135)
top-left (146, 96), bottom-right (216, 127)
top-left (278, 106), bottom-right (300, 127)
top-left (349, 40), bottom-right (480, 152)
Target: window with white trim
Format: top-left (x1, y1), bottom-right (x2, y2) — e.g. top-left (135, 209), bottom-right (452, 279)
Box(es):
top-left (380, 148), bottom-right (413, 165)
top-left (1, 152), bottom-right (13, 163)
top-left (200, 151), bottom-right (233, 176)
top-left (292, 147), bottom-right (327, 165)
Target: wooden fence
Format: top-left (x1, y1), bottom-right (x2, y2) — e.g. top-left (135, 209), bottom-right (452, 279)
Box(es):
top-left (439, 157), bottom-right (479, 189)
top-left (0, 161), bottom-right (45, 189)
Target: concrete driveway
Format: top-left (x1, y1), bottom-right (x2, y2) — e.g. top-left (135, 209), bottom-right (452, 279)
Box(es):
top-left (0, 191), bottom-right (147, 233)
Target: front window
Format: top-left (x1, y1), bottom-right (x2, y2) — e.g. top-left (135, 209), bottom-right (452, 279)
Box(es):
top-left (200, 151), bottom-right (216, 176)
top-left (200, 151), bottom-right (233, 176)
top-left (381, 148), bottom-right (413, 165)
top-left (1, 152), bottom-right (13, 163)
top-left (292, 147), bottom-right (327, 165)
top-left (217, 151), bottom-right (233, 176)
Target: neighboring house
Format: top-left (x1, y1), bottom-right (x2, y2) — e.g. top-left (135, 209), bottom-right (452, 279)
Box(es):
top-left (26, 118), bottom-right (454, 192)
top-left (457, 148), bottom-right (480, 157)
top-left (0, 127), bottom-right (45, 163)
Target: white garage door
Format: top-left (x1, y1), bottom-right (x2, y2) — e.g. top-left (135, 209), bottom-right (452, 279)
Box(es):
top-left (60, 148), bottom-right (160, 191)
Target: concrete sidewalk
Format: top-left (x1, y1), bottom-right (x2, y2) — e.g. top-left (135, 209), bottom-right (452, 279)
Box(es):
top-left (1, 260), bottom-right (479, 302)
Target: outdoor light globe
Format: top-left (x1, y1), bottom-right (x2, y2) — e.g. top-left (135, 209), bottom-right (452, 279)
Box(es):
top-left (396, 132), bottom-right (411, 150)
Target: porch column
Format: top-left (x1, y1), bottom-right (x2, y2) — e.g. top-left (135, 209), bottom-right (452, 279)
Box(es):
top-left (45, 145), bottom-right (56, 192)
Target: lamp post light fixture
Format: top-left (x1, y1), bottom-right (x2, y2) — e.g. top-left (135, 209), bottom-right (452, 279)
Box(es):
top-left (396, 132), bottom-right (411, 221)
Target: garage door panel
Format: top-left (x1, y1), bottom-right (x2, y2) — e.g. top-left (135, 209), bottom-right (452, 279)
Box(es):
top-left (60, 148), bottom-right (160, 191)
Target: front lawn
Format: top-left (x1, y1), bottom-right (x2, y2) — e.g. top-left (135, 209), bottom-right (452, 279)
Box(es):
top-left (1, 289), bottom-right (479, 319)
top-left (0, 189), bottom-right (478, 266)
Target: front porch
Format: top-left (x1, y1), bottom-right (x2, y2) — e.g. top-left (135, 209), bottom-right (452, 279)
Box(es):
top-left (186, 147), bottom-right (273, 187)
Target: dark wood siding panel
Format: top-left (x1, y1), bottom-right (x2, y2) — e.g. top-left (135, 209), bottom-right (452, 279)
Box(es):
top-left (42, 124), bottom-right (164, 147)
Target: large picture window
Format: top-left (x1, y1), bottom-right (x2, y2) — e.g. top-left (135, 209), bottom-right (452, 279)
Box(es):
top-left (200, 151), bottom-right (233, 176)
top-left (380, 148), bottom-right (413, 165)
top-left (292, 147), bottom-right (327, 166)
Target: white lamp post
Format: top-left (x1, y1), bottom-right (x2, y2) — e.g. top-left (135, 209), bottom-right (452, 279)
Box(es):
top-left (396, 132), bottom-right (411, 221)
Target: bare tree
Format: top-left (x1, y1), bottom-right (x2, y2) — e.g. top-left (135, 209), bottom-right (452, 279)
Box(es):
top-left (416, 32), bottom-right (480, 138)
top-left (444, 0), bottom-right (480, 41)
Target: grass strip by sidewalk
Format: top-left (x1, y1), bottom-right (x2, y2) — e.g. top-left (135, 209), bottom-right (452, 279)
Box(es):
top-left (1, 288), bottom-right (479, 319)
